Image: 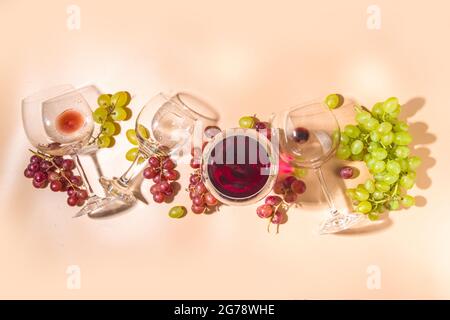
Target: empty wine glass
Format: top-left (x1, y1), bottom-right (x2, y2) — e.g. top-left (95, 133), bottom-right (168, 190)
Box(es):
top-left (22, 85), bottom-right (120, 217)
top-left (99, 92), bottom-right (219, 204)
top-left (279, 98), bottom-right (364, 234)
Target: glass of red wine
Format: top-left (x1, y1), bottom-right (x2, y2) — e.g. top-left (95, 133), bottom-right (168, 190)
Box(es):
top-left (202, 128), bottom-right (279, 205)
top-left (99, 92), bottom-right (219, 204)
top-left (22, 85), bottom-right (120, 217)
top-left (279, 98), bottom-right (364, 234)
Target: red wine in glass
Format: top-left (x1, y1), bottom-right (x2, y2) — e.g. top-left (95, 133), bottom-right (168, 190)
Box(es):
top-left (56, 109), bottom-right (85, 135)
top-left (206, 134), bottom-right (272, 201)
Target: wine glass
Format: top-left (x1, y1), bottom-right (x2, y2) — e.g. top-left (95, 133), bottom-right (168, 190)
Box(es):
top-left (99, 92), bottom-right (219, 203)
top-left (22, 85), bottom-right (121, 217)
top-left (279, 98), bottom-right (364, 234)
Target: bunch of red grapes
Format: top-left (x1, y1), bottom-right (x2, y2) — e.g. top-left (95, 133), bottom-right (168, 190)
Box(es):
top-left (23, 153), bottom-right (89, 207)
top-left (143, 155), bottom-right (180, 203)
top-left (256, 175), bottom-right (307, 230)
top-left (187, 144), bottom-right (220, 214)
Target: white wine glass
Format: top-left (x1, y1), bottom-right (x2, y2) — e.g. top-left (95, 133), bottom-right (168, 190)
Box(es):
top-left (279, 98), bottom-right (364, 234)
top-left (22, 85), bottom-right (122, 217)
top-left (99, 92), bottom-right (219, 203)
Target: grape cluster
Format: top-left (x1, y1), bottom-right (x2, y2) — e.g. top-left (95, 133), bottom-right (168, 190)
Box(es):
top-left (125, 125), bottom-right (150, 163)
top-left (143, 155), bottom-right (180, 203)
top-left (238, 115), bottom-right (271, 139)
top-left (92, 91), bottom-right (132, 148)
top-left (188, 146), bottom-right (219, 214)
top-left (24, 153), bottom-right (89, 207)
top-left (257, 176), bottom-right (307, 233)
top-left (335, 97), bottom-right (421, 219)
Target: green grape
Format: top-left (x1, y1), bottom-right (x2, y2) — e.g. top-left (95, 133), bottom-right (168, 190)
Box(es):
top-left (370, 131), bottom-right (380, 142)
top-left (137, 156), bottom-right (146, 164)
top-left (376, 205), bottom-right (386, 214)
top-left (394, 121), bottom-right (409, 132)
top-left (368, 212), bottom-right (379, 221)
top-left (388, 200), bottom-right (400, 210)
top-left (394, 146), bottom-right (410, 159)
top-left (372, 190), bottom-right (385, 200)
top-left (372, 160), bottom-right (386, 173)
top-left (239, 116), bottom-right (256, 128)
top-left (386, 160), bottom-right (401, 175)
top-left (372, 102), bottom-right (384, 118)
top-left (169, 206), bottom-right (187, 219)
top-left (351, 152), bottom-right (364, 161)
top-left (340, 133), bottom-right (350, 145)
top-left (137, 124), bottom-right (150, 139)
top-left (382, 97), bottom-right (399, 113)
top-left (111, 107), bottom-right (127, 121)
top-left (363, 118), bottom-right (379, 131)
top-left (101, 121), bottom-right (116, 136)
top-left (111, 91), bottom-right (130, 108)
top-left (364, 179), bottom-right (375, 193)
top-left (408, 156), bottom-right (422, 171)
top-left (363, 153), bottom-right (372, 163)
top-left (366, 158), bottom-right (377, 171)
top-left (325, 94), bottom-right (341, 109)
top-left (351, 140), bottom-right (364, 155)
top-left (383, 173), bottom-right (399, 185)
top-left (93, 107), bottom-right (108, 124)
top-left (367, 142), bottom-right (380, 153)
top-left (346, 188), bottom-right (357, 200)
top-left (344, 125), bottom-right (360, 138)
top-left (375, 181), bottom-right (390, 192)
top-left (337, 145), bottom-right (351, 160)
top-left (332, 130), bottom-right (340, 144)
top-left (400, 175), bottom-right (414, 189)
top-left (380, 132), bottom-right (394, 145)
top-left (407, 171), bottom-right (417, 180)
top-left (355, 187), bottom-right (370, 201)
top-left (372, 147), bottom-right (387, 160)
top-left (357, 201), bottom-right (372, 214)
top-left (389, 104), bottom-right (401, 117)
top-left (126, 129), bottom-right (138, 145)
top-left (97, 135), bottom-right (111, 148)
top-left (377, 122), bottom-right (393, 134)
top-left (97, 94), bottom-right (112, 108)
top-left (398, 158), bottom-right (409, 171)
top-left (126, 147), bottom-right (139, 161)
top-left (356, 111), bottom-right (372, 124)
top-left (401, 195), bottom-right (415, 207)
top-left (293, 167), bottom-right (308, 178)
top-left (394, 132), bottom-right (412, 145)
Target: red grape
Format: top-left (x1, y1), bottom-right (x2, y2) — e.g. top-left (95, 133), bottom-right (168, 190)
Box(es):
top-left (192, 195), bottom-right (205, 206)
top-left (77, 189), bottom-right (89, 200)
top-left (62, 170), bottom-right (73, 178)
top-left (256, 204), bottom-right (273, 218)
top-left (143, 167), bottom-right (157, 179)
top-left (70, 176), bottom-right (83, 186)
top-left (284, 192), bottom-right (298, 203)
top-left (62, 159), bottom-right (75, 170)
top-left (283, 176), bottom-right (297, 188)
top-left (163, 159), bottom-right (175, 170)
top-left (204, 126), bottom-right (221, 139)
top-left (67, 187), bottom-right (76, 197)
top-left (204, 192), bottom-right (218, 206)
top-left (194, 183), bottom-right (207, 195)
top-left (76, 199), bottom-right (86, 207)
top-left (153, 175), bottom-right (165, 184)
top-left (163, 169), bottom-right (178, 181)
top-left (292, 127), bottom-right (310, 143)
top-left (153, 192), bottom-right (165, 203)
top-left (67, 196), bottom-right (78, 207)
top-left (255, 122), bottom-right (268, 130)
top-left (50, 180), bottom-right (62, 192)
top-left (159, 180), bottom-right (170, 192)
top-left (33, 171), bottom-right (47, 183)
top-left (148, 156), bottom-right (160, 168)
top-left (40, 160), bottom-right (52, 171)
top-left (30, 155), bottom-right (41, 164)
top-left (189, 189), bottom-right (198, 199)
top-left (48, 171), bottom-right (60, 182)
top-left (271, 211), bottom-right (283, 224)
top-left (150, 184), bottom-right (161, 195)
top-left (291, 180), bottom-right (306, 194)
top-left (265, 195), bottom-right (282, 206)
top-left (191, 204), bottom-right (205, 214)
top-left (53, 156), bottom-right (64, 167)
top-left (339, 166), bottom-right (354, 179)
top-left (28, 163), bottom-right (40, 172)
top-left (163, 186), bottom-right (174, 197)
top-left (190, 158), bottom-right (201, 169)
top-left (24, 169), bottom-right (34, 178)
top-left (32, 179), bottom-right (46, 189)
top-left (273, 181), bottom-right (284, 194)
top-left (190, 174), bottom-right (200, 185)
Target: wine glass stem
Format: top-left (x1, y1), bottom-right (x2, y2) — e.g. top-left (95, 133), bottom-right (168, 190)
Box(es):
top-left (314, 167), bottom-right (337, 215)
top-left (117, 151), bottom-right (148, 187)
top-left (71, 154), bottom-right (94, 195)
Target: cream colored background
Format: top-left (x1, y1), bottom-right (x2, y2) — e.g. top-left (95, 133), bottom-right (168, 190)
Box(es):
top-left (0, 0), bottom-right (448, 299)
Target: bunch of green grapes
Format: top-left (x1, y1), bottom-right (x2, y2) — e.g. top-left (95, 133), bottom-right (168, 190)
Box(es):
top-left (335, 97), bottom-right (421, 220)
top-left (92, 91), bottom-right (131, 148)
top-left (125, 125), bottom-right (150, 163)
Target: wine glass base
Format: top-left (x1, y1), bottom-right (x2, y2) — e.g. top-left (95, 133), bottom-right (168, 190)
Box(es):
top-left (99, 177), bottom-right (136, 205)
top-left (319, 209), bottom-right (365, 234)
top-left (73, 195), bottom-right (131, 218)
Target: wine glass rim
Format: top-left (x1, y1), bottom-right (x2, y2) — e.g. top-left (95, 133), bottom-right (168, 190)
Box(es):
top-left (172, 92), bottom-right (220, 122)
top-left (22, 84), bottom-right (74, 103)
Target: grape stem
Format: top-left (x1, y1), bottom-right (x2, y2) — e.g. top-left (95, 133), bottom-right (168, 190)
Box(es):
top-left (88, 100), bottom-right (116, 146)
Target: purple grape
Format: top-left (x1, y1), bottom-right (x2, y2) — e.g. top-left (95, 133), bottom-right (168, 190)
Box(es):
top-left (33, 171), bottom-right (48, 183)
top-left (204, 126), bottom-right (221, 139)
top-left (292, 127), bottom-right (310, 143)
top-left (30, 155), bottom-right (41, 164)
top-left (27, 163), bottom-right (40, 173)
top-left (339, 166), bottom-right (354, 179)
top-left (40, 160), bottom-right (53, 172)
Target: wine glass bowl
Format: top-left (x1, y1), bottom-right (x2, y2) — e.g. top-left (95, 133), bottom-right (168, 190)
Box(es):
top-left (201, 128), bottom-right (279, 206)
